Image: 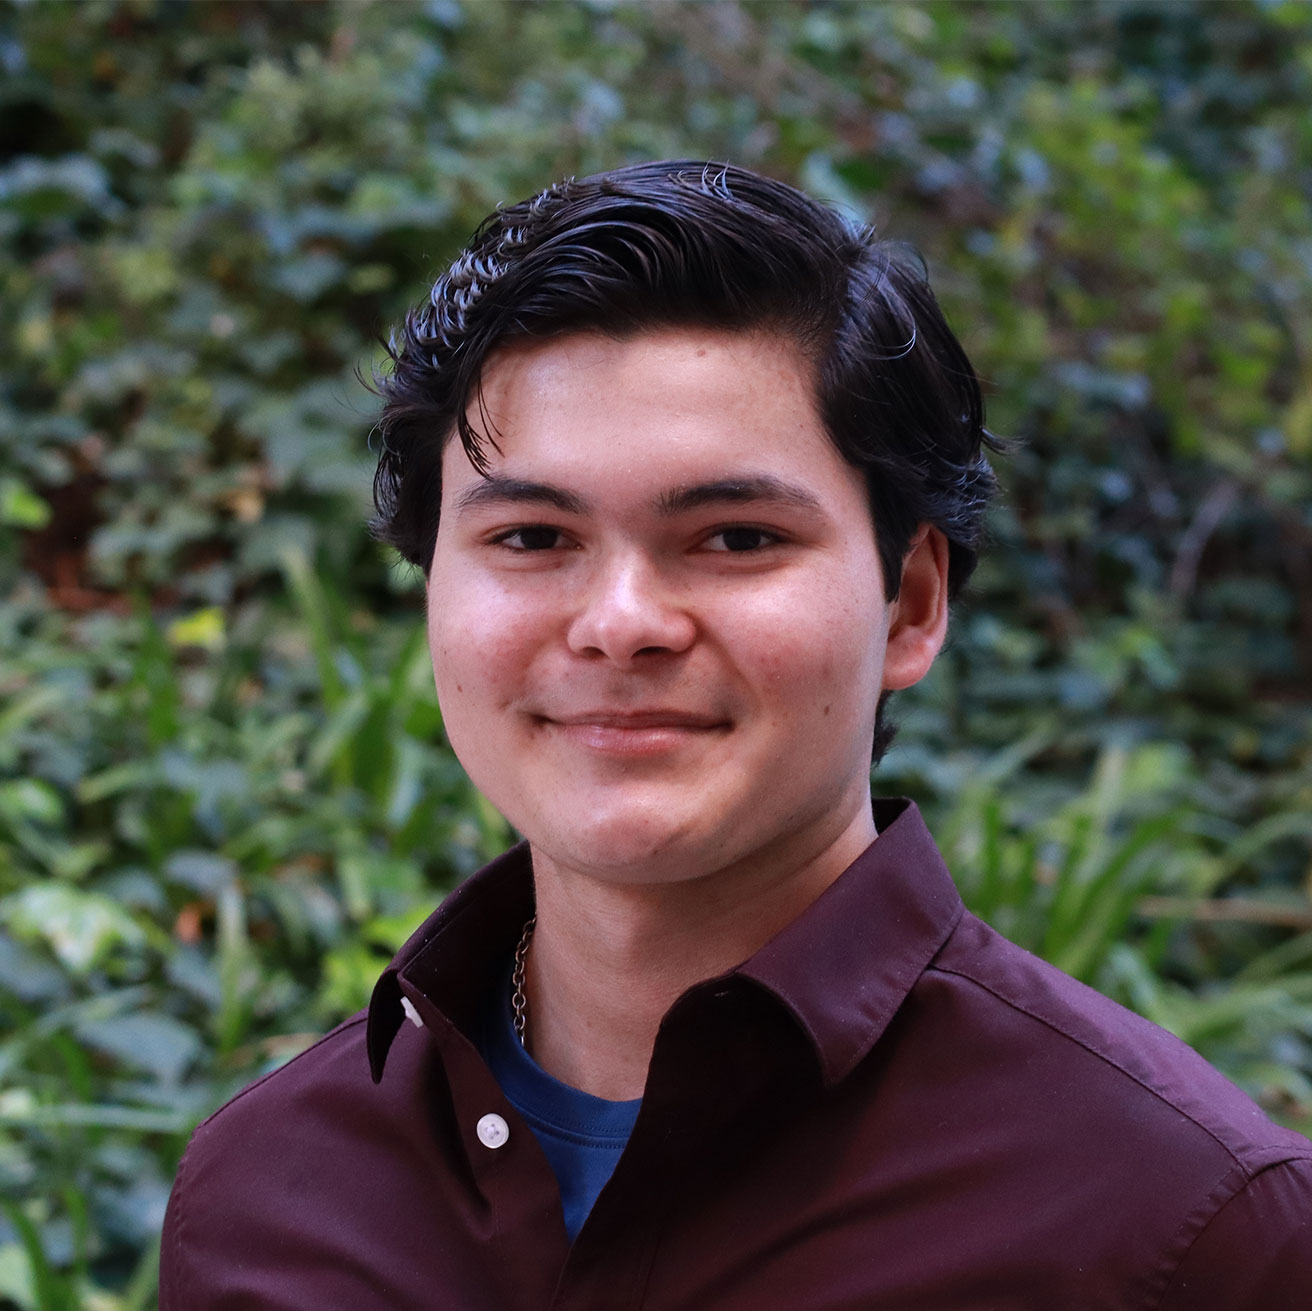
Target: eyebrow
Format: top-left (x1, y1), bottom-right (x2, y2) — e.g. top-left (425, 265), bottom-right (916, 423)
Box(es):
top-left (451, 476), bottom-right (590, 517)
top-left (450, 471), bottom-right (826, 519)
top-left (656, 475), bottom-right (826, 517)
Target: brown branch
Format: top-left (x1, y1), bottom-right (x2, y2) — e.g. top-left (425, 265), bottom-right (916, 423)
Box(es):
top-left (1168, 477), bottom-right (1242, 601)
top-left (1137, 895), bottom-right (1312, 931)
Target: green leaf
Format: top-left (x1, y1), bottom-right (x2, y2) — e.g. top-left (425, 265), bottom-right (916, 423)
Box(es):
top-left (0, 479), bottom-right (52, 529)
top-left (1, 885), bottom-right (145, 974)
top-left (73, 1012), bottom-right (202, 1085)
top-left (0, 780), bottom-right (63, 828)
top-left (0, 1242), bottom-right (36, 1311)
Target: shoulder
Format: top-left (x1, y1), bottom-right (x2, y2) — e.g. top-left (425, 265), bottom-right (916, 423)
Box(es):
top-left (163, 1007), bottom-right (371, 1176)
top-left (185, 1010), bottom-right (375, 1150)
top-left (1155, 1155), bottom-right (1312, 1308)
top-left (930, 913), bottom-right (1308, 1167)
top-left (161, 1013), bottom-right (376, 1307)
top-left (920, 913), bottom-right (1312, 1306)
top-left (161, 1009), bottom-right (469, 1307)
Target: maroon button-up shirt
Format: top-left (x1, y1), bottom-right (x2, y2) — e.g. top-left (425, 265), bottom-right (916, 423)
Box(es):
top-left (161, 801), bottom-right (1312, 1309)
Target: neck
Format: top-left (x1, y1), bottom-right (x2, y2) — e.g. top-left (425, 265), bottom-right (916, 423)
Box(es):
top-left (521, 804), bottom-right (877, 1101)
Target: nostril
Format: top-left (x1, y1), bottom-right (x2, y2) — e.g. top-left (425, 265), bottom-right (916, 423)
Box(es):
top-left (565, 572), bottom-right (697, 663)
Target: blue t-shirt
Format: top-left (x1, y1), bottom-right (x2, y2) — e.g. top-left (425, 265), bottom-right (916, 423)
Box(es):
top-left (481, 970), bottom-right (641, 1240)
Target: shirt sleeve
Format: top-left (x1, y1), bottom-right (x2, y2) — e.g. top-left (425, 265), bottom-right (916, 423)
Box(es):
top-left (1155, 1157), bottom-right (1312, 1310)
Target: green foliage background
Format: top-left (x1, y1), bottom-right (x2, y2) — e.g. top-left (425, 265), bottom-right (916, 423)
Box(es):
top-left (1, 1), bottom-right (1310, 1305)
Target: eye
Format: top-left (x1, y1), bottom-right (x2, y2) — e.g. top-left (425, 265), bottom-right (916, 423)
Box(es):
top-left (493, 525), bottom-right (565, 551)
top-left (704, 526), bottom-right (781, 553)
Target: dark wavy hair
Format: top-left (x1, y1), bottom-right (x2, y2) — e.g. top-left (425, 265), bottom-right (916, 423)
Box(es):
top-left (372, 160), bottom-right (1001, 757)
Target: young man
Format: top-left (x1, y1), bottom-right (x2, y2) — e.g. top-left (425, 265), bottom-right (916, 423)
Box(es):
top-left (162, 162), bottom-right (1311, 1308)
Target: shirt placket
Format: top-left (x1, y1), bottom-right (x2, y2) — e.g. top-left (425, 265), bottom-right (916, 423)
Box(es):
top-left (545, 982), bottom-right (804, 1311)
top-left (403, 978), bottom-right (573, 1306)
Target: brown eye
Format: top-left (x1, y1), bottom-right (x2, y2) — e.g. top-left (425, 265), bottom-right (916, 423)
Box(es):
top-left (501, 526), bottom-right (562, 550)
top-left (711, 527), bottom-right (776, 552)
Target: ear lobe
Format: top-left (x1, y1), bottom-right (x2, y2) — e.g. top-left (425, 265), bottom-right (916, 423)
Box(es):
top-left (881, 525), bottom-right (950, 691)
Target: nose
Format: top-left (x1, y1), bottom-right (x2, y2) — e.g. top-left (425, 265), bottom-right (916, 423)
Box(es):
top-left (566, 553), bottom-right (696, 665)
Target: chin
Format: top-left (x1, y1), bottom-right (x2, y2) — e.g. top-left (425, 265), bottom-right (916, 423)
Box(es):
top-left (529, 804), bottom-right (718, 885)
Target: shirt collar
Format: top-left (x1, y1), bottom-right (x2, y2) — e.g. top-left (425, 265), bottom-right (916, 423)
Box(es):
top-left (368, 799), bottom-right (962, 1088)
top-left (737, 797), bottom-right (964, 1086)
top-left (368, 842), bottom-right (535, 1082)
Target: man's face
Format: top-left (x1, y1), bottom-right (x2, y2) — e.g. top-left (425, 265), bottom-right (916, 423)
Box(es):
top-left (427, 328), bottom-right (935, 888)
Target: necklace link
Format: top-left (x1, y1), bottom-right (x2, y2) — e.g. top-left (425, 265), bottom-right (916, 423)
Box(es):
top-left (512, 914), bottom-right (535, 1048)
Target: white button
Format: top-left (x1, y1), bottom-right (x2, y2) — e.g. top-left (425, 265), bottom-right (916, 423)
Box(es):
top-left (476, 1113), bottom-right (510, 1149)
top-left (400, 997), bottom-right (424, 1029)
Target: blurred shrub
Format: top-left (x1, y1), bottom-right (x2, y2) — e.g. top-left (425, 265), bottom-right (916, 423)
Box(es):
top-left (1, 0), bottom-right (1310, 1304)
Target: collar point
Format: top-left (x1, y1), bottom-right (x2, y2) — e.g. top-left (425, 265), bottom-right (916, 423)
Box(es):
top-left (366, 968), bottom-right (404, 1083)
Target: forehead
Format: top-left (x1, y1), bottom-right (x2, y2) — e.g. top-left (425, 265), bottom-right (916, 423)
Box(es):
top-left (445, 328), bottom-right (858, 503)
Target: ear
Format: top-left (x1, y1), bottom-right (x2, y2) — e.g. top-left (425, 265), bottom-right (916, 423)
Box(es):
top-left (881, 525), bottom-right (950, 691)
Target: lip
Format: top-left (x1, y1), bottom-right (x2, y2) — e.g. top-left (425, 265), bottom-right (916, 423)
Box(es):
top-left (538, 709), bottom-right (730, 756)
top-left (548, 710), bottom-right (728, 729)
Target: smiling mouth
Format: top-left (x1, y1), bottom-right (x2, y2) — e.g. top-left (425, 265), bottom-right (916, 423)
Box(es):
top-left (549, 710), bottom-right (728, 730)
top-left (538, 710), bottom-right (730, 755)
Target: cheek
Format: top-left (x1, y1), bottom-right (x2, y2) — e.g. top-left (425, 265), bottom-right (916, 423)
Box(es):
top-left (744, 586), bottom-right (885, 698)
top-left (762, 639), bottom-right (871, 707)
top-left (427, 581), bottom-right (479, 705)
top-left (427, 581), bottom-right (548, 708)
